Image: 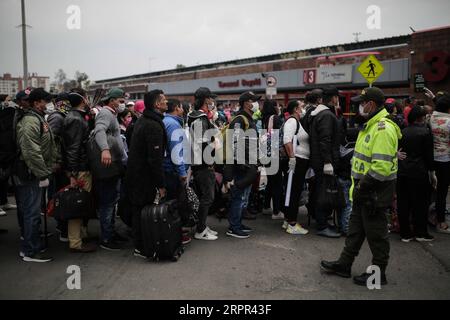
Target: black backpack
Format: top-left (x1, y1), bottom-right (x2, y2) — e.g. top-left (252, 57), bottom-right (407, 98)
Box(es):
top-left (0, 107), bottom-right (25, 169)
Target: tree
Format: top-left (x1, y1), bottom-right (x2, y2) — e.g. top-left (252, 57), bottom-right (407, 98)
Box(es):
top-left (54, 69), bottom-right (67, 91)
top-left (75, 71), bottom-right (90, 89)
top-left (176, 64), bottom-right (186, 69)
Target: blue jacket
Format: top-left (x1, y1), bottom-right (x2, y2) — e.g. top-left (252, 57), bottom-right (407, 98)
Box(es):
top-left (163, 114), bottom-right (188, 177)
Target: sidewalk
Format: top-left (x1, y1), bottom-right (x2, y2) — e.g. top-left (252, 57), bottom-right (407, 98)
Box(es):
top-left (1, 203), bottom-right (450, 300)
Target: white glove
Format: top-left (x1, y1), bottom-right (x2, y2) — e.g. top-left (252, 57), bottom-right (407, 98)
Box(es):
top-left (429, 171), bottom-right (437, 189)
top-left (222, 180), bottom-right (234, 193)
top-left (39, 179), bottom-right (49, 188)
top-left (323, 163), bottom-right (334, 175)
top-left (288, 158), bottom-right (296, 173)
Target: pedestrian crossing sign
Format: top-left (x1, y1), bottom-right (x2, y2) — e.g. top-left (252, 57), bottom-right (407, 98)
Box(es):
top-left (357, 55), bottom-right (384, 85)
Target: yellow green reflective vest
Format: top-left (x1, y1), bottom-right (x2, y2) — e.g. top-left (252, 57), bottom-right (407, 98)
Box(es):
top-left (350, 108), bottom-right (402, 200)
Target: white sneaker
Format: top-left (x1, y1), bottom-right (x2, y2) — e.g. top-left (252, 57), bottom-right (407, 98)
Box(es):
top-left (59, 234), bottom-right (69, 243)
top-left (282, 221), bottom-right (288, 230)
top-left (194, 229), bottom-right (218, 241)
top-left (272, 212), bottom-right (285, 220)
top-left (2, 203), bottom-right (17, 210)
top-left (286, 223), bottom-right (309, 235)
top-left (0, 208), bottom-right (6, 216)
top-left (436, 224), bottom-right (450, 234)
top-left (206, 226), bottom-right (218, 236)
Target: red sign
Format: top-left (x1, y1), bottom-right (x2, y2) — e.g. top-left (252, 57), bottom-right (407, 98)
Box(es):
top-left (303, 70), bottom-right (316, 85)
top-left (423, 50), bottom-right (450, 83)
top-left (218, 78), bottom-right (261, 88)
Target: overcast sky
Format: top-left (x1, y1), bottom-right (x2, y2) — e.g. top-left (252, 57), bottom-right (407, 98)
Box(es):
top-left (1, 0), bottom-right (449, 82)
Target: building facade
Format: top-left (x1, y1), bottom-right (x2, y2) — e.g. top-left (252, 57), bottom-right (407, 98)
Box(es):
top-left (0, 73), bottom-right (50, 96)
top-left (89, 25), bottom-right (450, 114)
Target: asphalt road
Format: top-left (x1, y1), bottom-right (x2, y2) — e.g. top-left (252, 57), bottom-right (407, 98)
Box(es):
top-left (1, 201), bottom-right (450, 300)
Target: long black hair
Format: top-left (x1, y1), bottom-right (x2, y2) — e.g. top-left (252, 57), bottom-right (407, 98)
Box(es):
top-left (262, 99), bottom-right (278, 129)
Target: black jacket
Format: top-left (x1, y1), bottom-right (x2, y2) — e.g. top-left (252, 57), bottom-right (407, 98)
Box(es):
top-left (125, 108), bottom-right (167, 206)
top-left (398, 123), bottom-right (434, 180)
top-left (187, 110), bottom-right (216, 170)
top-left (223, 110), bottom-right (258, 185)
top-left (62, 109), bottom-right (90, 172)
top-left (308, 104), bottom-right (341, 172)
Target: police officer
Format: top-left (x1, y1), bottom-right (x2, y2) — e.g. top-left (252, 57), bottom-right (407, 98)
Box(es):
top-left (320, 87), bottom-right (402, 286)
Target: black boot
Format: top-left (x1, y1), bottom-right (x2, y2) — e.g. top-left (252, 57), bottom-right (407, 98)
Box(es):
top-left (353, 272), bottom-right (388, 286)
top-left (320, 260), bottom-right (351, 278)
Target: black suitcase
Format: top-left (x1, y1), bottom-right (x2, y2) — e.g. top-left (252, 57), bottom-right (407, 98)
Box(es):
top-left (141, 199), bottom-right (184, 262)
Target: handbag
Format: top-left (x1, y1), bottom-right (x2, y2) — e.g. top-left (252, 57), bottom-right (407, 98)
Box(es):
top-left (178, 173), bottom-right (200, 227)
top-left (87, 132), bottom-right (124, 180)
top-left (51, 186), bottom-right (93, 221)
top-left (317, 175), bottom-right (346, 210)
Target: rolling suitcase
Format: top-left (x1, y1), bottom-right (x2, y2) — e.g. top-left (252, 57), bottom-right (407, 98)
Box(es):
top-left (141, 199), bottom-right (184, 262)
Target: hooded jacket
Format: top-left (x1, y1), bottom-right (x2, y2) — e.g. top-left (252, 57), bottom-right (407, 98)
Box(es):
top-left (187, 109), bottom-right (217, 170)
top-left (163, 113), bottom-right (188, 177)
top-left (308, 104), bottom-right (341, 172)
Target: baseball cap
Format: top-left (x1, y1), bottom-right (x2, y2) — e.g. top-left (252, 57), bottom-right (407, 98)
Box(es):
top-left (126, 101), bottom-right (135, 107)
top-left (55, 92), bottom-right (70, 103)
top-left (101, 87), bottom-right (125, 102)
top-left (385, 98), bottom-right (396, 105)
top-left (194, 87), bottom-right (217, 100)
top-left (28, 88), bottom-right (53, 103)
top-left (322, 86), bottom-right (339, 97)
top-left (239, 91), bottom-right (262, 105)
top-left (351, 87), bottom-right (385, 105)
top-left (14, 88), bottom-right (32, 102)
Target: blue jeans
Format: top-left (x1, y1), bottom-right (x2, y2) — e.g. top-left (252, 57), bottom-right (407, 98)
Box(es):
top-left (228, 180), bottom-right (252, 232)
top-left (96, 177), bottom-right (121, 242)
top-left (15, 180), bottom-right (43, 256)
top-left (338, 177), bottom-right (352, 234)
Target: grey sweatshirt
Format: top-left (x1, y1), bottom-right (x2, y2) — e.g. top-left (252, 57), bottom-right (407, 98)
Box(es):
top-left (93, 107), bottom-right (125, 161)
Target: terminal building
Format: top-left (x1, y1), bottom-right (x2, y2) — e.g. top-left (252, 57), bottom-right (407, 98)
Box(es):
top-left (89, 25), bottom-right (450, 115)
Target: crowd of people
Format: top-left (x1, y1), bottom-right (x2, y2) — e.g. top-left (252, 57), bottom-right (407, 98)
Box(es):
top-left (0, 84), bottom-right (449, 286)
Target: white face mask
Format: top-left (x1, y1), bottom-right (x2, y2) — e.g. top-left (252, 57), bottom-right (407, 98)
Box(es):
top-left (359, 104), bottom-right (369, 117)
top-left (207, 102), bottom-right (215, 111)
top-left (251, 102), bottom-right (259, 113)
top-left (117, 103), bottom-right (126, 113)
top-left (45, 102), bottom-right (55, 114)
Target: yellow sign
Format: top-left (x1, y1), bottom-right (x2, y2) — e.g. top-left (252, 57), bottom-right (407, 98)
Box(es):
top-left (357, 55), bottom-right (384, 85)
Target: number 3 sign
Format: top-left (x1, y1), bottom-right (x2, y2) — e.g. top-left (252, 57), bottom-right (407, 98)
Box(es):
top-left (303, 70), bottom-right (316, 85)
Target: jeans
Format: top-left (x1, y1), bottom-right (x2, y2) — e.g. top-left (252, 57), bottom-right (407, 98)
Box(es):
top-left (314, 173), bottom-right (333, 230)
top-left (337, 177), bottom-right (352, 234)
top-left (228, 170), bottom-right (252, 232)
top-left (193, 167), bottom-right (215, 233)
top-left (95, 177), bottom-right (121, 242)
top-left (435, 161), bottom-right (450, 223)
top-left (15, 180), bottom-right (43, 256)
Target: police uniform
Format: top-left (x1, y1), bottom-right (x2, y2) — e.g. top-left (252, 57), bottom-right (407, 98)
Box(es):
top-left (337, 88), bottom-right (402, 273)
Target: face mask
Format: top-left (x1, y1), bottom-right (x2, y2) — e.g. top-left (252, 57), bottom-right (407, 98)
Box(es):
top-left (45, 102), bottom-right (55, 114)
top-left (124, 117), bottom-right (132, 127)
top-left (251, 102), bottom-right (259, 113)
top-left (118, 103), bottom-right (126, 113)
top-left (359, 104), bottom-right (369, 117)
top-left (301, 108), bottom-right (306, 117)
top-left (207, 102), bottom-right (215, 111)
